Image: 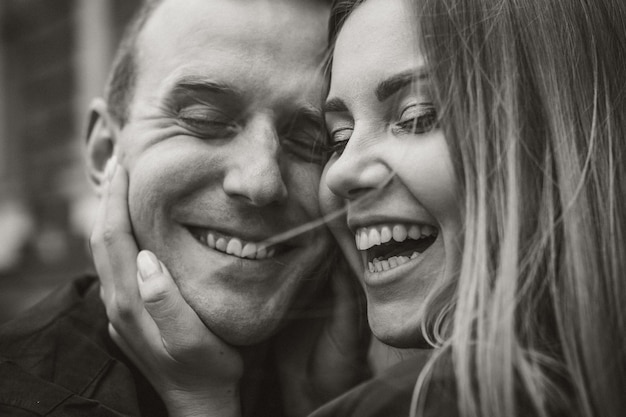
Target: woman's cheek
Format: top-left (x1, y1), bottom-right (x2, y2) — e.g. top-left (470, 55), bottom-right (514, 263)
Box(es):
top-left (320, 161), bottom-right (363, 276)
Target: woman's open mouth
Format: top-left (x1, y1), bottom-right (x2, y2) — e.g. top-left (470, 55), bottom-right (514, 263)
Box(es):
top-left (355, 223), bottom-right (438, 273)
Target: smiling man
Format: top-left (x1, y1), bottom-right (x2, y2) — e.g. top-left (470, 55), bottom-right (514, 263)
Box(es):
top-left (90, 0), bottom-right (332, 347)
top-left (0, 0), bottom-right (355, 416)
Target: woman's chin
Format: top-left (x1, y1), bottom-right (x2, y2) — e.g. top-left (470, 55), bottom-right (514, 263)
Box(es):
top-left (368, 307), bottom-right (432, 349)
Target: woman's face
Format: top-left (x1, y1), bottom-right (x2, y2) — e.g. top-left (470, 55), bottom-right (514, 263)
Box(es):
top-left (321, 0), bottom-right (463, 347)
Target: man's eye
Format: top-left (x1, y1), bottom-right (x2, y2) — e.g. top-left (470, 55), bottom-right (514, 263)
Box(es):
top-left (283, 131), bottom-right (328, 165)
top-left (181, 117), bottom-right (230, 130)
top-left (395, 104), bottom-right (438, 134)
top-left (178, 108), bottom-right (238, 138)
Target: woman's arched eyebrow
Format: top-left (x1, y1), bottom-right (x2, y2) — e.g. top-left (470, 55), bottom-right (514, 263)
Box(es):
top-left (324, 97), bottom-right (348, 113)
top-left (376, 68), bottom-right (428, 102)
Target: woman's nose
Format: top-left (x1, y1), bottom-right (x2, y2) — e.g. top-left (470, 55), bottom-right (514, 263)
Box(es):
top-left (324, 135), bottom-right (391, 201)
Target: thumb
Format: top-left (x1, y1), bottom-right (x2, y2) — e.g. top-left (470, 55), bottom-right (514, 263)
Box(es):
top-left (136, 251), bottom-right (207, 355)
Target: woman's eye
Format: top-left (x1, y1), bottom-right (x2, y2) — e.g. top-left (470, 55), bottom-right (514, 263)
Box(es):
top-left (329, 139), bottom-right (349, 156)
top-left (395, 104), bottom-right (438, 134)
top-left (331, 127), bottom-right (353, 142)
top-left (328, 127), bottom-right (353, 156)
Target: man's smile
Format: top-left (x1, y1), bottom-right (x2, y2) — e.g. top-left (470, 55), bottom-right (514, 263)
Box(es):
top-left (187, 226), bottom-right (292, 260)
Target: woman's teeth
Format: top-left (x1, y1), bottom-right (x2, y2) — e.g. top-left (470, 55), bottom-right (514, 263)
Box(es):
top-left (195, 229), bottom-right (276, 259)
top-left (368, 253), bottom-right (419, 273)
top-left (355, 223), bottom-right (437, 250)
top-left (356, 223), bottom-right (438, 273)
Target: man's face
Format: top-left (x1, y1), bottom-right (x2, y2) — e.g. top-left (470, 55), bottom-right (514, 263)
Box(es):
top-left (115, 0), bottom-right (332, 345)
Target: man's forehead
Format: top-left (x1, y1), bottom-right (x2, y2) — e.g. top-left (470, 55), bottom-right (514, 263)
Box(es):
top-left (132, 0), bottom-right (329, 109)
top-left (136, 0), bottom-right (328, 72)
top-left (139, 0), bottom-right (328, 49)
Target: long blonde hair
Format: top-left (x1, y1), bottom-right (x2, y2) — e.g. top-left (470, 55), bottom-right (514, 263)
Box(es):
top-left (415, 0), bottom-right (626, 415)
top-left (329, 0), bottom-right (626, 416)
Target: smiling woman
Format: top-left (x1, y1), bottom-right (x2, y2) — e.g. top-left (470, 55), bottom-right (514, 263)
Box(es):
top-left (322, 0), bottom-right (462, 349)
top-left (318, 0), bottom-right (626, 416)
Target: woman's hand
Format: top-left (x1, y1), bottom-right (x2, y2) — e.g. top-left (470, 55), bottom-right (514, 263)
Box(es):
top-left (274, 254), bottom-right (371, 417)
top-left (90, 157), bottom-right (243, 417)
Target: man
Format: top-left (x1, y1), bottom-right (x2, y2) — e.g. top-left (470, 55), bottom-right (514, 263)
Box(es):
top-left (0, 0), bottom-right (367, 415)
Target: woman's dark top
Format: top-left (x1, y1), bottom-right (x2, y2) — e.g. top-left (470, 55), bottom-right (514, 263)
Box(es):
top-left (309, 350), bottom-right (458, 417)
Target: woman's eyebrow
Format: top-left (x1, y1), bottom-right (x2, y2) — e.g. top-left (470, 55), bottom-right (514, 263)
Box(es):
top-left (323, 97), bottom-right (348, 113)
top-left (298, 105), bottom-right (324, 126)
top-left (376, 68), bottom-right (427, 102)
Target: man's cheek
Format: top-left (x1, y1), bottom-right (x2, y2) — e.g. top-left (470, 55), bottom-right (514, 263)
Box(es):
top-left (126, 173), bottom-right (175, 251)
top-left (290, 163), bottom-right (324, 206)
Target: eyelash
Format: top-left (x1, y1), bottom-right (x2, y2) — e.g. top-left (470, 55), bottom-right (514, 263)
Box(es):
top-left (328, 139), bottom-right (350, 155)
top-left (325, 128), bottom-right (352, 156)
top-left (177, 109), bottom-right (238, 138)
top-left (395, 105), bottom-right (438, 134)
top-left (180, 117), bottom-right (230, 128)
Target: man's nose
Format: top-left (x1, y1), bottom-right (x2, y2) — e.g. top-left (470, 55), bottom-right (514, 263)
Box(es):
top-left (222, 118), bottom-right (288, 206)
top-left (325, 132), bottom-right (391, 201)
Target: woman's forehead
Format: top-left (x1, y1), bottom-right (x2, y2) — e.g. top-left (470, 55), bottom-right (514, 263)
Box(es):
top-left (331, 0), bottom-right (421, 81)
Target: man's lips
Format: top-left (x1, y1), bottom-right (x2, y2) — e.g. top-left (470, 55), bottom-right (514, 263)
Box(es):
top-left (187, 226), bottom-right (292, 260)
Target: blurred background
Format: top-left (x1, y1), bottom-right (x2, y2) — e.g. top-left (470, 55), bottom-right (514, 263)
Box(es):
top-left (0, 0), bottom-right (142, 323)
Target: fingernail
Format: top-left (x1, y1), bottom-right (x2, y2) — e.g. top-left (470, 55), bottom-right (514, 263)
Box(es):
top-left (104, 155), bottom-right (118, 181)
top-left (137, 250), bottom-right (161, 280)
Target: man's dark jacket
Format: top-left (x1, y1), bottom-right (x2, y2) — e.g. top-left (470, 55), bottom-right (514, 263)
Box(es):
top-left (0, 276), bottom-right (284, 417)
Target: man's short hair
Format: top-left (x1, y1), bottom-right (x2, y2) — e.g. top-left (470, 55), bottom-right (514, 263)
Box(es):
top-left (104, 0), bottom-right (163, 125)
top-left (105, 0), bottom-right (333, 126)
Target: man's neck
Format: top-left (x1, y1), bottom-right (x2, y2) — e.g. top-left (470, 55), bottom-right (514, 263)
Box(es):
top-left (238, 340), bottom-right (284, 417)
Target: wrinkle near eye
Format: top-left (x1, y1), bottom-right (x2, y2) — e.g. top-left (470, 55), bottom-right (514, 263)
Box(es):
top-left (123, 122), bottom-right (188, 151)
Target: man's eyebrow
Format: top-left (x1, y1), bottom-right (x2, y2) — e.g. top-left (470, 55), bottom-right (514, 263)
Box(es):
top-left (375, 68), bottom-right (428, 102)
top-left (323, 97), bottom-right (348, 113)
top-left (167, 75), bottom-right (243, 98)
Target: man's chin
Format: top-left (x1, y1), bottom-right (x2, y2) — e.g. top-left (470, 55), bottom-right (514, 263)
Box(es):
top-left (196, 310), bottom-right (283, 346)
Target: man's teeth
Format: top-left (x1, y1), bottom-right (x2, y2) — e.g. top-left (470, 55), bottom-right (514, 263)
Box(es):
top-left (368, 252), bottom-right (419, 273)
top-left (198, 231), bottom-right (276, 259)
top-left (355, 223), bottom-right (437, 251)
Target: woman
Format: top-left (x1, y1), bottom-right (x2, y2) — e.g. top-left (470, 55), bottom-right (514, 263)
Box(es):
top-left (98, 0), bottom-right (626, 415)
top-left (320, 0), bottom-right (626, 416)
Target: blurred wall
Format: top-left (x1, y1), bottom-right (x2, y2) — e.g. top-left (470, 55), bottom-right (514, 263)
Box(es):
top-left (0, 0), bottom-right (141, 323)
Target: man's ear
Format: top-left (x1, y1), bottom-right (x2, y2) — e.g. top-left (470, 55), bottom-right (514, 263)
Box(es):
top-left (85, 98), bottom-right (119, 195)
